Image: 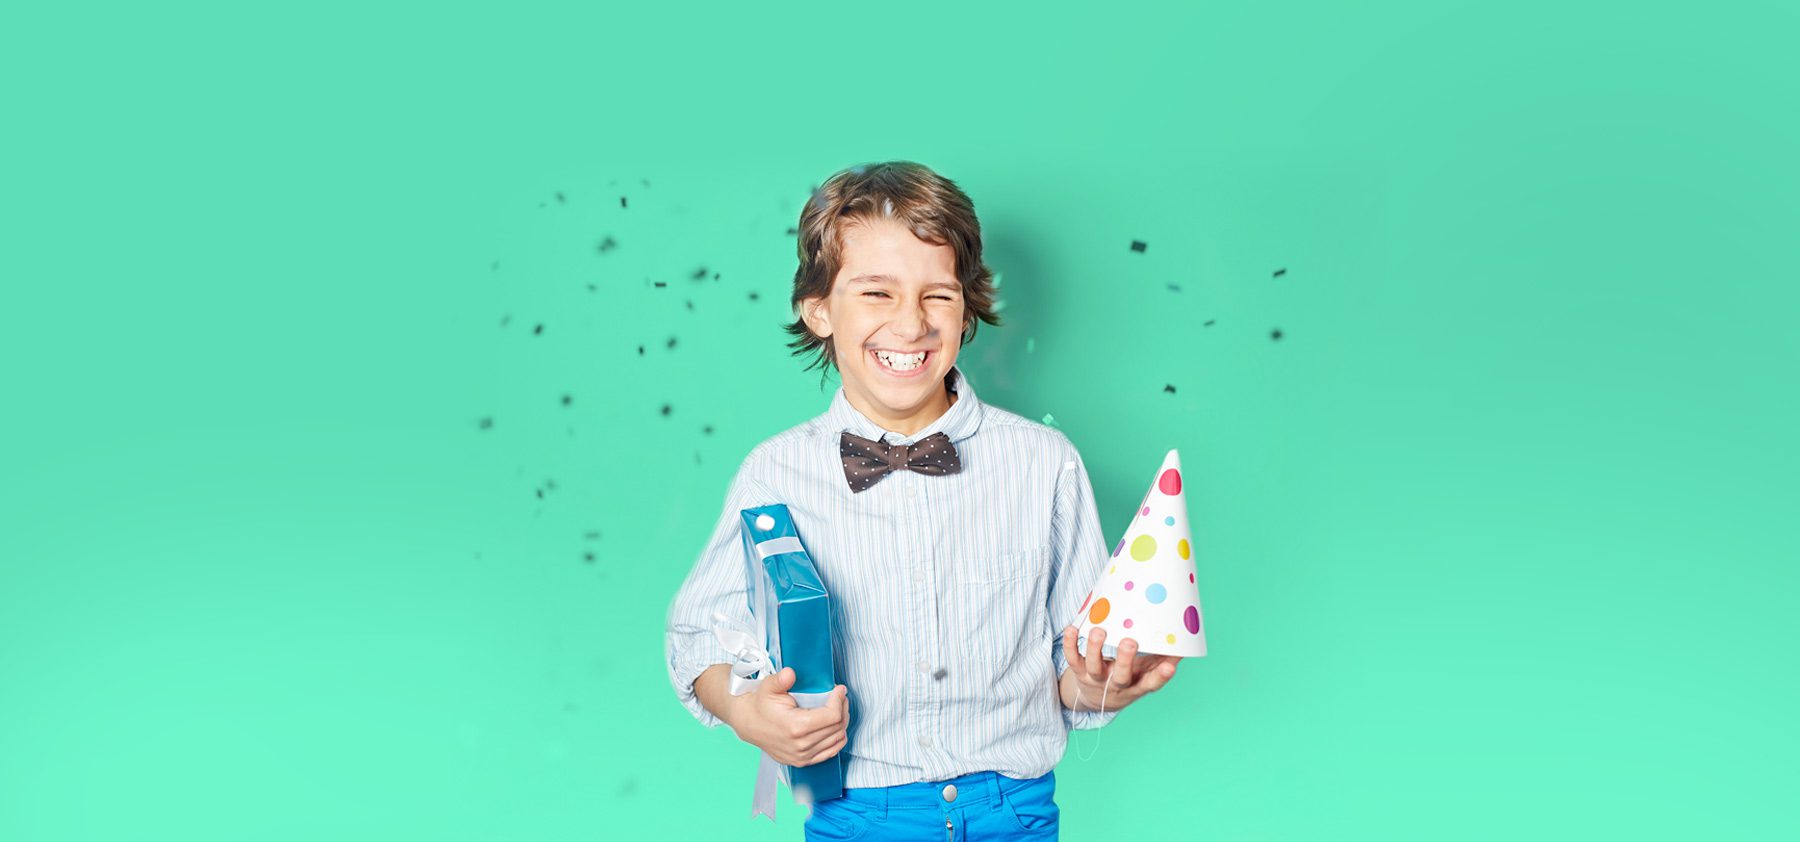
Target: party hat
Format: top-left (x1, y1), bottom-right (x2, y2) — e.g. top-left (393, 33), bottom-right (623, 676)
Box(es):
top-left (1074, 449), bottom-right (1206, 659)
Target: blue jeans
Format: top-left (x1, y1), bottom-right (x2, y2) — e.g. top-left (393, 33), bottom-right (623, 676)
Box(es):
top-left (803, 770), bottom-right (1059, 841)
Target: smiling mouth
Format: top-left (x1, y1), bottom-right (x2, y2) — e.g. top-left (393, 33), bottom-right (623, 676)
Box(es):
top-left (871, 348), bottom-right (930, 374)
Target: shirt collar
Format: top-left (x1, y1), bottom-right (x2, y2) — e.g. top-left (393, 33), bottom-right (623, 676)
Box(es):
top-left (824, 364), bottom-right (984, 445)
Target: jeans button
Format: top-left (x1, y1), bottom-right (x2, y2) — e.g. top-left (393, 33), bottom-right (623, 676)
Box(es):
top-left (942, 784), bottom-right (958, 802)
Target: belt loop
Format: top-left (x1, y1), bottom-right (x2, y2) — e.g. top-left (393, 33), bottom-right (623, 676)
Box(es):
top-left (873, 783), bottom-right (887, 821)
top-left (984, 771), bottom-right (1002, 804)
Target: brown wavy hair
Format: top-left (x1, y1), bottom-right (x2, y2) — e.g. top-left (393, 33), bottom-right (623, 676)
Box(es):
top-left (783, 161), bottom-right (1002, 384)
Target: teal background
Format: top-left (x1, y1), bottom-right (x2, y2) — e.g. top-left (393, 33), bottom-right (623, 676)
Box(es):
top-left (3, 2), bottom-right (1796, 839)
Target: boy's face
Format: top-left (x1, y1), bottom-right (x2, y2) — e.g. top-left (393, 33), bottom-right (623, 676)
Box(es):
top-left (801, 216), bottom-right (965, 437)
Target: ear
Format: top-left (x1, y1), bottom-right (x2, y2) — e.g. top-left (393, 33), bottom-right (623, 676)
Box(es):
top-left (799, 295), bottom-right (833, 340)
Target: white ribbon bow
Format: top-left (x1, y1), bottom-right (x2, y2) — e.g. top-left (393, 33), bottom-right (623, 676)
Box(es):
top-left (712, 612), bottom-right (784, 821)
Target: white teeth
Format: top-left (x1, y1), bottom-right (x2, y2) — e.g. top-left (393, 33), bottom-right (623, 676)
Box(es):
top-left (875, 350), bottom-right (926, 371)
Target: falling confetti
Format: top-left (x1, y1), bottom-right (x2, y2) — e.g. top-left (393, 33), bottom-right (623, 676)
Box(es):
top-left (620, 196), bottom-right (628, 208)
top-left (932, 667), bottom-right (948, 681)
top-left (477, 417), bottom-right (494, 430)
top-left (748, 291), bottom-right (760, 301)
top-left (555, 191), bottom-right (566, 204)
top-left (561, 394), bottom-right (573, 406)
top-left (1130, 240), bottom-right (1147, 253)
top-left (1163, 384), bottom-right (1176, 394)
top-left (666, 336), bottom-right (678, 350)
top-left (499, 314), bottom-right (511, 328)
top-left (1203, 319), bottom-right (1215, 327)
top-left (534, 323), bottom-right (544, 336)
top-left (1271, 328), bottom-right (1283, 341)
top-left (692, 267), bottom-right (708, 281)
top-left (661, 403), bottom-right (673, 417)
top-left (1167, 283), bottom-right (1181, 292)
top-left (1273, 268), bottom-right (1286, 278)
top-left (597, 236), bottom-right (618, 253)
top-left (637, 345), bottom-right (645, 356)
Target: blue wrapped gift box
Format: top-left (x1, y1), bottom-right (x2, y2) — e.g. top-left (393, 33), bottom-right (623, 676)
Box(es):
top-left (738, 503), bottom-right (845, 806)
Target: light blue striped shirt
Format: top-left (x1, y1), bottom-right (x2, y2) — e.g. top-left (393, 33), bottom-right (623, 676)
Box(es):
top-left (665, 364), bottom-right (1117, 788)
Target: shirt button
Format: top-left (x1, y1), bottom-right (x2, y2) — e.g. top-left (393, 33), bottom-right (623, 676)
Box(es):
top-left (942, 784), bottom-right (958, 802)
top-left (916, 660), bottom-right (930, 673)
top-left (912, 569), bottom-right (925, 583)
top-left (917, 735), bottom-right (932, 748)
top-left (905, 484), bottom-right (917, 498)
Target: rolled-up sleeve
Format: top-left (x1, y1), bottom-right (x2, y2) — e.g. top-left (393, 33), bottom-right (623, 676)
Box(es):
top-left (1046, 436), bottom-right (1121, 730)
top-left (665, 451), bottom-right (772, 728)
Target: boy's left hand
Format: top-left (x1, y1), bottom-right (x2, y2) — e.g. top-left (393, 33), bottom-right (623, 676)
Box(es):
top-left (1060, 624), bottom-right (1179, 713)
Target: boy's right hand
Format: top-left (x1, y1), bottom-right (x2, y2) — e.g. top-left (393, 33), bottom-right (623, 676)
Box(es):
top-left (726, 667), bottom-right (849, 767)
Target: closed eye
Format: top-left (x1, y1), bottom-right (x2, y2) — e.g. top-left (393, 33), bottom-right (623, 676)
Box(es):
top-left (863, 291), bottom-right (956, 300)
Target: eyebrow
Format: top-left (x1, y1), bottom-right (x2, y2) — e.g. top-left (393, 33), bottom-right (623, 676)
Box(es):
top-left (846, 274), bottom-right (960, 291)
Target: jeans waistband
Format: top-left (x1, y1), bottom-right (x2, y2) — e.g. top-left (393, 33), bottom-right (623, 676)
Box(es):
top-left (832, 770), bottom-right (1054, 817)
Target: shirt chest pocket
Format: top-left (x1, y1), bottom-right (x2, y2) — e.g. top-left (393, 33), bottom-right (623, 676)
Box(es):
top-left (954, 543), bottom-right (1052, 584)
top-left (946, 543), bottom-right (1053, 665)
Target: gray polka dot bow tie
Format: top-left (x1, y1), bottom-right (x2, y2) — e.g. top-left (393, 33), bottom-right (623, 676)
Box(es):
top-left (838, 431), bottom-right (962, 493)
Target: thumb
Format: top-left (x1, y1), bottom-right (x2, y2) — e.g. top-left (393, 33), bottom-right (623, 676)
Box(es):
top-left (763, 666), bottom-right (797, 695)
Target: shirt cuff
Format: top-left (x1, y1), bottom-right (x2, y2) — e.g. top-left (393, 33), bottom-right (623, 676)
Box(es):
top-left (1056, 662), bottom-right (1121, 730)
top-left (667, 635), bottom-right (736, 729)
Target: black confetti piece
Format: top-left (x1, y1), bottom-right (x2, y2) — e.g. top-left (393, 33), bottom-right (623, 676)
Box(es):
top-left (691, 267), bottom-right (708, 281)
top-left (637, 345), bottom-right (645, 355)
top-left (619, 196), bottom-right (627, 208)
top-left (748, 291), bottom-right (760, 301)
top-left (666, 336), bottom-right (677, 350)
top-left (499, 314), bottom-right (511, 327)
top-left (785, 227), bottom-right (798, 236)
top-left (555, 191), bottom-right (566, 204)
top-left (1167, 283), bottom-right (1181, 292)
top-left (535, 488), bottom-right (544, 499)
top-left (584, 530), bottom-right (601, 540)
top-left (586, 283), bottom-right (597, 292)
top-left (1271, 327), bottom-right (1283, 341)
top-left (713, 272), bottom-right (720, 281)
top-left (533, 323), bottom-right (544, 336)
top-left (490, 260), bottom-right (499, 271)
top-left (641, 178), bottom-right (650, 188)
top-left (932, 667), bottom-right (948, 681)
top-left (1130, 240), bottom-right (1147, 252)
top-left (583, 551), bottom-right (596, 564)
top-left (685, 300), bottom-right (694, 312)
top-left (702, 424), bottom-right (714, 435)
top-left (1164, 384), bottom-right (1176, 394)
top-left (653, 281), bottom-right (666, 288)
top-left (660, 403), bottom-right (672, 417)
top-left (597, 236), bottom-right (618, 253)
top-left (478, 417), bottom-right (493, 430)
top-left (1273, 268), bottom-right (1286, 278)
top-left (1204, 319), bottom-right (1216, 327)
top-left (561, 394), bottom-right (573, 406)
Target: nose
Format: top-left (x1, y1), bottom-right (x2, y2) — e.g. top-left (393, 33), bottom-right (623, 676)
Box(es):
top-left (893, 296), bottom-right (931, 342)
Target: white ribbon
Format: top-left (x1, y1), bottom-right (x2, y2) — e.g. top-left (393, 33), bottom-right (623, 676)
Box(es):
top-left (712, 612), bottom-right (783, 820)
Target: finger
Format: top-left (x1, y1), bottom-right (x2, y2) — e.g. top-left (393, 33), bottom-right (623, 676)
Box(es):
top-left (1111, 638), bottom-right (1139, 688)
top-left (1134, 659), bottom-right (1178, 694)
top-left (1062, 625), bottom-right (1080, 671)
top-left (762, 667), bottom-right (797, 696)
top-left (809, 730), bottom-right (848, 765)
top-left (1085, 627), bottom-right (1107, 678)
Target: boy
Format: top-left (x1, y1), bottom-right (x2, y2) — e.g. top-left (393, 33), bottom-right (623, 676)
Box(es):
top-left (665, 161), bottom-right (1179, 840)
